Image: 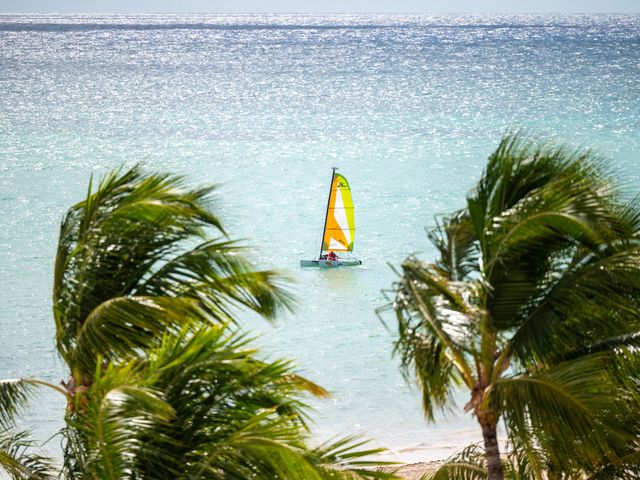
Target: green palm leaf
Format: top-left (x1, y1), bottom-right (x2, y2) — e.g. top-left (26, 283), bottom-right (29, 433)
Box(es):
top-left (423, 443), bottom-right (487, 480)
top-left (0, 380), bottom-right (38, 430)
top-left (428, 211), bottom-right (478, 281)
top-left (0, 429), bottom-right (57, 480)
top-left (388, 258), bottom-right (476, 418)
top-left (493, 354), bottom-right (630, 471)
top-left (69, 362), bottom-right (174, 479)
top-left (72, 296), bottom-right (205, 373)
top-left (137, 239), bottom-right (294, 322)
top-left (509, 245), bottom-right (640, 366)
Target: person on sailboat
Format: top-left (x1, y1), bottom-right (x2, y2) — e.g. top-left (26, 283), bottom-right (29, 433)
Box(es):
top-left (327, 251), bottom-right (338, 261)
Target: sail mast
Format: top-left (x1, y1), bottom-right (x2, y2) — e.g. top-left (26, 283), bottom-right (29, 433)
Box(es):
top-left (318, 167), bottom-right (337, 260)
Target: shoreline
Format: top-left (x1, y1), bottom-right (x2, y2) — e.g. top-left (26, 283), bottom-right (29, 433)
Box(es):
top-left (369, 439), bottom-right (510, 478)
top-left (366, 445), bottom-right (455, 479)
top-left (375, 463), bottom-right (441, 479)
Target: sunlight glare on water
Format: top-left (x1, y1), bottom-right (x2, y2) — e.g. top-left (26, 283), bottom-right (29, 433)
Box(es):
top-left (1, 13), bottom-right (639, 461)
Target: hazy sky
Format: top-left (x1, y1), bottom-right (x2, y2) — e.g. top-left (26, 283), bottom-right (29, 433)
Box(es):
top-left (1, 0), bottom-right (638, 14)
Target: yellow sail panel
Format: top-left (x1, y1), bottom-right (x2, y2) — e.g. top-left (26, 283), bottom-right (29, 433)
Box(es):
top-left (322, 174), bottom-right (355, 252)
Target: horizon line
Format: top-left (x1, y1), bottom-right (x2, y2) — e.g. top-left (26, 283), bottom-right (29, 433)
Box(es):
top-left (1, 11), bottom-right (639, 15)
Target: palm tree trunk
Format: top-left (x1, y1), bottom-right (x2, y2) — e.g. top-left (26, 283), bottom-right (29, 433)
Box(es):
top-left (480, 417), bottom-right (503, 480)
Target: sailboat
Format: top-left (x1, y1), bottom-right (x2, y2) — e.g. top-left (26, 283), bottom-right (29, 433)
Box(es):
top-left (300, 168), bottom-right (363, 268)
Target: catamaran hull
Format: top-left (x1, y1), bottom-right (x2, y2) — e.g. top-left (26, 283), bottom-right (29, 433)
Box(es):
top-left (300, 259), bottom-right (363, 268)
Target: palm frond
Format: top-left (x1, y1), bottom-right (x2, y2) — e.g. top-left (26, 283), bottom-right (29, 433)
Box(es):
top-left (493, 353), bottom-right (631, 472)
top-left (0, 428), bottom-right (57, 480)
top-left (306, 435), bottom-right (398, 477)
top-left (53, 166), bottom-right (292, 381)
top-left (468, 133), bottom-right (612, 239)
top-left (0, 380), bottom-right (39, 430)
top-left (587, 448), bottom-right (640, 479)
top-left (115, 324), bottom-right (395, 479)
top-left (54, 166), bottom-right (224, 362)
top-left (508, 244), bottom-right (640, 366)
top-left (70, 362), bottom-right (174, 479)
top-left (389, 258), bottom-right (477, 418)
top-left (72, 295), bottom-right (204, 374)
top-left (137, 239), bottom-right (294, 322)
top-left (423, 443), bottom-right (487, 480)
top-left (428, 211), bottom-right (478, 281)
top-left (115, 326), bottom-right (317, 477)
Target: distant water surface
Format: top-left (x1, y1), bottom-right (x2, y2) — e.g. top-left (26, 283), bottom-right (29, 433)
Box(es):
top-left (1, 13), bottom-right (639, 461)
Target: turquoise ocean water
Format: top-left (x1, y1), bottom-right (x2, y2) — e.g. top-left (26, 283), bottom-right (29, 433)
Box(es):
top-left (1, 13), bottom-right (639, 462)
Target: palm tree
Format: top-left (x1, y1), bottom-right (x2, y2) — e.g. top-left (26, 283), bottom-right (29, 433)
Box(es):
top-left (1, 166), bottom-right (395, 479)
top-left (52, 166), bottom-right (292, 392)
top-left (385, 134), bottom-right (640, 479)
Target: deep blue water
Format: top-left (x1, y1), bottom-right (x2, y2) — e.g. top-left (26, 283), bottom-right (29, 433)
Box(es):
top-left (1, 13), bottom-right (639, 462)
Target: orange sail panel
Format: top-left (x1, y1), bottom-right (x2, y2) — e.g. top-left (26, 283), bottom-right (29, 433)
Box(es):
top-left (322, 174), bottom-right (355, 252)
